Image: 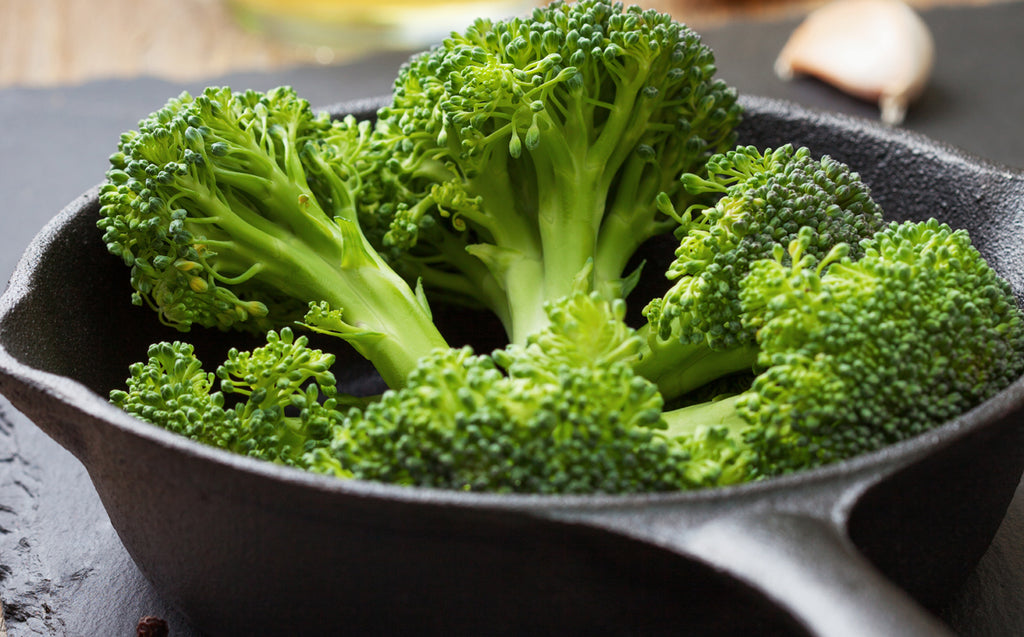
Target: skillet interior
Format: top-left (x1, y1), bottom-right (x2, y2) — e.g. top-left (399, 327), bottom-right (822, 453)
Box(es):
top-left (1, 95), bottom-right (1023, 635)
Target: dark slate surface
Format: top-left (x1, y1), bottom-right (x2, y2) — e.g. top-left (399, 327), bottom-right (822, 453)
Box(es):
top-left (1, 3), bottom-right (1022, 635)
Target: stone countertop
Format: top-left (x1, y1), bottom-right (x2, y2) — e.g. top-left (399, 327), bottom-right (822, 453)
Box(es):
top-left (1, 2), bottom-right (1023, 635)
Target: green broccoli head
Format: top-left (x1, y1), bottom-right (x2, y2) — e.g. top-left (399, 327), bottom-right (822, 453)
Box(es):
top-left (740, 220), bottom-right (1024, 473)
top-left (633, 145), bottom-right (886, 401)
top-left (497, 288), bottom-right (642, 372)
top-left (111, 328), bottom-right (342, 466)
top-left (98, 87), bottom-right (333, 331)
top-left (372, 0), bottom-right (742, 344)
top-left (645, 144), bottom-right (886, 350)
top-left (666, 220), bottom-right (1024, 478)
top-left (316, 292), bottom-right (696, 494)
top-left (97, 86), bottom-right (448, 389)
top-left (109, 340), bottom-right (221, 441)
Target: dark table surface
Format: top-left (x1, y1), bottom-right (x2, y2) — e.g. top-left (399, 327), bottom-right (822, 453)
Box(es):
top-left (1, 2), bottom-right (1023, 635)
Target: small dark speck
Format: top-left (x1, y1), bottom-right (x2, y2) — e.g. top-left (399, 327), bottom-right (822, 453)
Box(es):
top-left (137, 615), bottom-right (169, 637)
top-left (68, 567), bottom-right (93, 582)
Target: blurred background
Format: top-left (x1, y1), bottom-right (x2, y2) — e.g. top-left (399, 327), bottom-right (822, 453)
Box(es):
top-left (0, 0), bottom-right (990, 88)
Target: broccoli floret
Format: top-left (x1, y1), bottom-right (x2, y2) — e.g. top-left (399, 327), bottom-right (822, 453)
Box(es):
top-left (110, 328), bottom-right (342, 466)
top-left (97, 86), bottom-right (448, 388)
top-left (314, 292), bottom-right (697, 494)
top-left (635, 144), bottom-right (886, 400)
top-left (373, 0), bottom-right (741, 343)
top-left (664, 220), bottom-right (1024, 477)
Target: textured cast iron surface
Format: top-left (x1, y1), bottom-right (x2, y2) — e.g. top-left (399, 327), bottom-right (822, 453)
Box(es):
top-left (1, 96), bottom-right (1024, 636)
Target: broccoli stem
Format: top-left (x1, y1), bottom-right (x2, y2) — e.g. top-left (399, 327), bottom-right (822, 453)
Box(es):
top-left (318, 261), bottom-right (447, 389)
top-left (417, 154), bottom-right (550, 344)
top-left (187, 160), bottom-right (447, 388)
top-left (523, 87), bottom-right (650, 333)
top-left (535, 166), bottom-right (604, 309)
top-left (662, 393), bottom-right (746, 438)
top-left (525, 56), bottom-right (673, 320)
top-left (592, 152), bottom-right (681, 297)
top-left (236, 231), bottom-right (443, 388)
top-left (634, 332), bottom-right (759, 401)
top-left (484, 253), bottom-right (549, 345)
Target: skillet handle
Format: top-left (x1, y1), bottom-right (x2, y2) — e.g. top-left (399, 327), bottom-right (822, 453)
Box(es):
top-left (686, 510), bottom-right (957, 637)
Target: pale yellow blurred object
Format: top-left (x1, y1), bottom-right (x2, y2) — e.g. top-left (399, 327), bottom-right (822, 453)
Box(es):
top-left (0, 0), bottom-right (533, 88)
top-left (774, 0), bottom-right (935, 124)
top-left (0, 0), bottom-right (320, 87)
top-left (228, 0), bottom-right (539, 50)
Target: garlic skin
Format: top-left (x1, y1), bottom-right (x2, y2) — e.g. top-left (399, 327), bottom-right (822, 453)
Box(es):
top-left (775, 0), bottom-right (935, 125)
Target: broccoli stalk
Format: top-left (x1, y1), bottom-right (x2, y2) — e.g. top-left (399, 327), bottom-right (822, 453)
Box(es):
top-left (634, 144), bottom-right (886, 401)
top-left (97, 87), bottom-right (448, 388)
top-left (374, 0), bottom-right (742, 344)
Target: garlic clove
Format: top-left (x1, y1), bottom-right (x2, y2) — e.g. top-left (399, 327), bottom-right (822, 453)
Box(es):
top-left (775, 0), bottom-right (934, 125)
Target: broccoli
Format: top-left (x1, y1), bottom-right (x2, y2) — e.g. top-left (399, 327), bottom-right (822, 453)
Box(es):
top-left (110, 218), bottom-right (1024, 492)
top-left (110, 328), bottom-right (343, 467)
top-left (372, 0), bottom-right (742, 343)
top-left (634, 144), bottom-right (887, 400)
top-left (101, 8), bottom-right (1024, 496)
top-left (313, 290), bottom-right (706, 493)
top-left (663, 220), bottom-right (1024, 478)
top-left (114, 292), bottom-right (704, 494)
top-left (97, 86), bottom-right (448, 388)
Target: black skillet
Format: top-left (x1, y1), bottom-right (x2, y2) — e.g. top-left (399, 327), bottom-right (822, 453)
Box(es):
top-left (1, 95), bottom-right (1023, 636)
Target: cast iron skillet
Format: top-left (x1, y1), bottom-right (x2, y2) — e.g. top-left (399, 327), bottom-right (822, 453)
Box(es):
top-left (2, 95), bottom-right (1024, 636)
